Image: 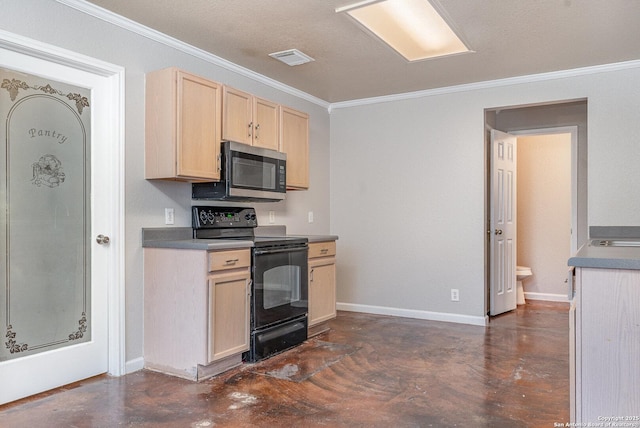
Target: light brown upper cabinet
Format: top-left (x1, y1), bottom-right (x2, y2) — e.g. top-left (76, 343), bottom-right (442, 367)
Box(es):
top-left (280, 106), bottom-right (309, 189)
top-left (145, 67), bottom-right (222, 182)
top-left (222, 86), bottom-right (280, 150)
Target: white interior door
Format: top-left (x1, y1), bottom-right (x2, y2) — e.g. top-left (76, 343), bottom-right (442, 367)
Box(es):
top-left (489, 129), bottom-right (517, 315)
top-left (0, 41), bottom-right (120, 405)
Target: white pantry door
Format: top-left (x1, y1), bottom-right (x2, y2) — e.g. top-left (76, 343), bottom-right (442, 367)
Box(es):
top-left (489, 130), bottom-right (517, 316)
top-left (0, 42), bottom-right (119, 405)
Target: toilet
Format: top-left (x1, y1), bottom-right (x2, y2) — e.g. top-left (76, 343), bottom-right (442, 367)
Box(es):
top-left (516, 265), bottom-right (533, 305)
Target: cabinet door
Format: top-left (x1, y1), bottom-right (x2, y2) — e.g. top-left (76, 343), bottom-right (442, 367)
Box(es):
top-left (222, 86), bottom-right (253, 145)
top-left (569, 298), bottom-right (577, 423)
top-left (177, 71), bottom-right (222, 180)
top-left (253, 97), bottom-right (279, 150)
top-left (208, 270), bottom-right (251, 362)
top-left (578, 268), bottom-right (640, 422)
top-left (308, 257), bottom-right (336, 327)
top-left (280, 106), bottom-right (309, 189)
top-left (145, 68), bottom-right (221, 181)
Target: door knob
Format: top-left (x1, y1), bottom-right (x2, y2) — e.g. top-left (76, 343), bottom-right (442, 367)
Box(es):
top-left (96, 234), bottom-right (111, 245)
top-left (495, 229), bottom-right (503, 235)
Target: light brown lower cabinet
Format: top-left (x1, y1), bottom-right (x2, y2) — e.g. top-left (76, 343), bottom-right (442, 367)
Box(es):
top-left (571, 267), bottom-right (640, 423)
top-left (144, 247), bottom-right (251, 381)
top-left (307, 241), bottom-right (337, 337)
top-left (207, 268), bottom-right (251, 362)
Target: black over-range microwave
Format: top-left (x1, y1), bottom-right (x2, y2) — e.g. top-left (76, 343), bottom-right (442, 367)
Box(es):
top-left (192, 141), bottom-right (286, 202)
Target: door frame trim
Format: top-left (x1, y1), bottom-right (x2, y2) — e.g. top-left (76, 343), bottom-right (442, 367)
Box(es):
top-left (485, 121), bottom-right (580, 314)
top-left (0, 30), bottom-right (126, 376)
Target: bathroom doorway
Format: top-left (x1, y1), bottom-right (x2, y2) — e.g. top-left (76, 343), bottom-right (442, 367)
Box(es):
top-left (513, 129), bottom-right (575, 302)
top-left (484, 100), bottom-right (587, 315)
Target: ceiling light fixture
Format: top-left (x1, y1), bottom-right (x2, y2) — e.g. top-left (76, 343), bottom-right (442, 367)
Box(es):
top-left (269, 49), bottom-right (315, 66)
top-left (336, 0), bottom-right (471, 62)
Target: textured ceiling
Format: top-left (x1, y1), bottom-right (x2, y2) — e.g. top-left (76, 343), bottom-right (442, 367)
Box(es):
top-left (86, 0), bottom-right (640, 103)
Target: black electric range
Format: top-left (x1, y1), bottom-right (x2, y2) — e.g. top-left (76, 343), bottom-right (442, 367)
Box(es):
top-left (192, 206), bottom-right (308, 362)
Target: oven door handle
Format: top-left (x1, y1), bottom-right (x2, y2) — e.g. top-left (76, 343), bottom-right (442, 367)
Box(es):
top-left (253, 246), bottom-right (308, 256)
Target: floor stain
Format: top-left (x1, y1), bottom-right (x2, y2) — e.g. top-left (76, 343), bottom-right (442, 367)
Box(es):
top-left (191, 419), bottom-right (215, 427)
top-left (265, 363), bottom-right (299, 380)
top-left (227, 391), bottom-right (258, 410)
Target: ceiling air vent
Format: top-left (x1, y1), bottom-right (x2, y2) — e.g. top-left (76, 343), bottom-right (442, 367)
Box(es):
top-left (269, 49), bottom-right (314, 66)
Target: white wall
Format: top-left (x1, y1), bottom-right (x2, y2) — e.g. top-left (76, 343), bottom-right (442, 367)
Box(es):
top-left (517, 134), bottom-right (572, 299)
top-left (0, 0), bottom-right (331, 368)
top-left (330, 65), bottom-right (640, 321)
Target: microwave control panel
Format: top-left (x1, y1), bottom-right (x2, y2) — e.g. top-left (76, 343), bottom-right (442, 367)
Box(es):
top-left (192, 206), bottom-right (257, 229)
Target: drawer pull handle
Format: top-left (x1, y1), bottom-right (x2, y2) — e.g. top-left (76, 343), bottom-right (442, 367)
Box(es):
top-left (224, 258), bottom-right (239, 265)
top-left (320, 248), bottom-right (329, 254)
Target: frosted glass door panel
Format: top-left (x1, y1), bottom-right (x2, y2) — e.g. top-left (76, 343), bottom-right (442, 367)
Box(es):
top-left (1, 69), bottom-right (91, 361)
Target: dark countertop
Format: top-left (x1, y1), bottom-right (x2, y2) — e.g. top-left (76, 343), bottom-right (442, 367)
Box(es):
top-left (142, 227), bottom-right (337, 251)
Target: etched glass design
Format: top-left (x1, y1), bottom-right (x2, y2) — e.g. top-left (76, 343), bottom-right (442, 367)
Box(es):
top-left (0, 68), bottom-right (91, 361)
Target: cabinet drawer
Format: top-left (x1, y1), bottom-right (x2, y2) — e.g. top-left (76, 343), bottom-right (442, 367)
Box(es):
top-left (308, 241), bottom-right (336, 259)
top-left (208, 249), bottom-right (251, 272)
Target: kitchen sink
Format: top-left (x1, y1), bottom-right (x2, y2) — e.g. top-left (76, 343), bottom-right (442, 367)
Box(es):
top-left (591, 239), bottom-right (640, 247)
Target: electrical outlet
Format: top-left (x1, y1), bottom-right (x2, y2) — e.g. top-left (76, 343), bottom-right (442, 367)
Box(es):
top-left (164, 208), bottom-right (174, 225)
top-left (451, 289), bottom-right (460, 302)
top-left (269, 211), bottom-right (275, 224)
top-left (308, 211), bottom-right (314, 223)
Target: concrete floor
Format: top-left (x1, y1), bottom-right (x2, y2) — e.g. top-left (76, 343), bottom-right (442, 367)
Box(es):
top-left (0, 301), bottom-right (569, 427)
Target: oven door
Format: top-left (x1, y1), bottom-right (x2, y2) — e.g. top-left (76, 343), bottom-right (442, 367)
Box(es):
top-left (252, 244), bottom-right (308, 330)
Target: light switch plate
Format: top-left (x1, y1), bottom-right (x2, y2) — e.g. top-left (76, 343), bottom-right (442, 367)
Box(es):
top-left (164, 208), bottom-right (174, 225)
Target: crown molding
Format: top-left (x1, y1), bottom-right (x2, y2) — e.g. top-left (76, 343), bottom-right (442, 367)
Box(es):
top-left (329, 59), bottom-right (640, 110)
top-left (55, 0), bottom-right (640, 114)
top-left (56, 0), bottom-right (330, 109)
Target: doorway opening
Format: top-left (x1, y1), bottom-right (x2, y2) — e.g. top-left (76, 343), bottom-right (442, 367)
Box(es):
top-left (484, 100), bottom-right (587, 316)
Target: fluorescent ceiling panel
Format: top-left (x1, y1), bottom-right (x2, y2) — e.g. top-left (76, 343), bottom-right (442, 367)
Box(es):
top-left (337, 0), bottom-right (470, 61)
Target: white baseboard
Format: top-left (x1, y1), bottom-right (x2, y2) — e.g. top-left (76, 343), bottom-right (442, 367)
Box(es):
top-left (125, 357), bottom-right (144, 374)
top-left (523, 292), bottom-right (570, 303)
top-left (336, 302), bottom-right (488, 326)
